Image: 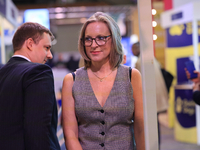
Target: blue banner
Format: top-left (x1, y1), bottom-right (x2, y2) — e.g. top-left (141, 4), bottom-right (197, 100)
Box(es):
top-left (175, 89), bottom-right (196, 128)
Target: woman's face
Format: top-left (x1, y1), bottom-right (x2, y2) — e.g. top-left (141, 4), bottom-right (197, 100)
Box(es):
top-left (84, 21), bottom-right (112, 64)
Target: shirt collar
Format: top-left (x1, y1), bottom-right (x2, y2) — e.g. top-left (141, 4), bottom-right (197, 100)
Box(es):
top-left (12, 55), bottom-right (31, 62)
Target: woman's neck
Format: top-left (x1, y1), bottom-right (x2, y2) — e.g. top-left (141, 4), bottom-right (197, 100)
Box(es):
top-left (90, 60), bottom-right (112, 73)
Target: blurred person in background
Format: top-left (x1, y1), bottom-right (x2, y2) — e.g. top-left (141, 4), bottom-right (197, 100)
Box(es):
top-left (131, 42), bottom-right (139, 68)
top-left (0, 22), bottom-right (60, 150)
top-left (52, 53), bottom-right (69, 150)
top-left (62, 12), bottom-right (145, 150)
top-left (131, 42), bottom-right (168, 150)
top-left (185, 68), bottom-right (200, 105)
top-left (52, 53), bottom-right (70, 107)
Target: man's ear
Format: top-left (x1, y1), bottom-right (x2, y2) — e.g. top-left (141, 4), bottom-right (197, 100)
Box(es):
top-left (26, 38), bottom-right (34, 51)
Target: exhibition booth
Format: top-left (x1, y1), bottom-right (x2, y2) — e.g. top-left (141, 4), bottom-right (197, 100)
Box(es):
top-left (161, 1), bottom-right (200, 144)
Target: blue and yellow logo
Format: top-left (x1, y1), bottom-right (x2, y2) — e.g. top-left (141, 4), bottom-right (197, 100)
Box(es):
top-left (175, 89), bottom-right (196, 128)
top-left (167, 22), bottom-right (200, 47)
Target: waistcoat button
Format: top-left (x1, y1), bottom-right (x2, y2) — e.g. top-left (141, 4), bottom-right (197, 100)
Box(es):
top-left (99, 109), bottom-right (104, 113)
top-left (101, 121), bottom-right (105, 125)
top-left (99, 143), bottom-right (104, 147)
top-left (100, 132), bottom-right (105, 135)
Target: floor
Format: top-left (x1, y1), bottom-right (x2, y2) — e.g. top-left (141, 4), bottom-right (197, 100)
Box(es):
top-left (159, 113), bottom-right (200, 150)
top-left (160, 125), bottom-right (200, 150)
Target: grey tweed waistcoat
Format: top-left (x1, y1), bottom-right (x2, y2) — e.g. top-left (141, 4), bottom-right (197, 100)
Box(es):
top-left (72, 64), bottom-right (135, 150)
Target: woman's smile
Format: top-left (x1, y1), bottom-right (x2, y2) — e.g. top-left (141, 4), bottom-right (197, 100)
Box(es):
top-left (91, 51), bottom-right (101, 55)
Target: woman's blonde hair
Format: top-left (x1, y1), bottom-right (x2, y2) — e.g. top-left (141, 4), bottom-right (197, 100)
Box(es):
top-left (78, 12), bottom-right (123, 69)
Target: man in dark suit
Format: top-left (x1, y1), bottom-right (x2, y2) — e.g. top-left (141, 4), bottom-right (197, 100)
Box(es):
top-left (0, 22), bottom-right (60, 150)
top-left (0, 64), bottom-right (3, 69)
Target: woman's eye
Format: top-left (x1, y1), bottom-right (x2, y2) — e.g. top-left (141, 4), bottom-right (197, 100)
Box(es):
top-left (85, 37), bottom-right (92, 41)
top-left (97, 36), bottom-right (105, 40)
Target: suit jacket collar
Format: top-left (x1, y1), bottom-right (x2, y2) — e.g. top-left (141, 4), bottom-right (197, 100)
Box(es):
top-left (9, 56), bottom-right (30, 63)
top-left (12, 55), bottom-right (31, 62)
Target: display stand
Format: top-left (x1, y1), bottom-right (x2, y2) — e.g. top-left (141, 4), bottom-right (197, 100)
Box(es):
top-left (161, 1), bottom-right (200, 145)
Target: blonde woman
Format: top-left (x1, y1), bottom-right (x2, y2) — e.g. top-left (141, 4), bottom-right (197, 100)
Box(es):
top-left (62, 12), bottom-right (145, 150)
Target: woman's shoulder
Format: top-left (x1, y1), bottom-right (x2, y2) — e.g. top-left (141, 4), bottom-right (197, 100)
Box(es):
top-left (131, 67), bottom-right (141, 74)
top-left (63, 72), bottom-right (74, 82)
top-left (131, 68), bottom-right (142, 81)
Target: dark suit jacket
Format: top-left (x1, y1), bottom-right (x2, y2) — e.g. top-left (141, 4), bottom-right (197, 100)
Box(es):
top-left (193, 91), bottom-right (200, 105)
top-left (0, 64), bottom-right (4, 69)
top-left (0, 57), bottom-right (60, 150)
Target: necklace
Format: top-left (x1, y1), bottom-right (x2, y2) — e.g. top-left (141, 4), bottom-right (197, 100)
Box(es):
top-left (92, 70), bottom-right (114, 82)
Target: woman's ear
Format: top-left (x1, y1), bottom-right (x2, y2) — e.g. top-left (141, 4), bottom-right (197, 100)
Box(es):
top-left (26, 38), bottom-right (34, 51)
